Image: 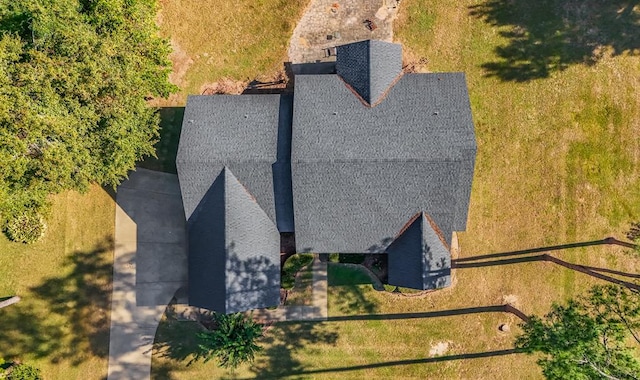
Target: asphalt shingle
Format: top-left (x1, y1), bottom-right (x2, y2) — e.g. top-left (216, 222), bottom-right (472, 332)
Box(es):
top-left (187, 167), bottom-right (280, 313)
top-left (386, 212), bottom-right (452, 290)
top-left (336, 40), bottom-right (403, 105)
top-left (291, 70), bottom-right (476, 253)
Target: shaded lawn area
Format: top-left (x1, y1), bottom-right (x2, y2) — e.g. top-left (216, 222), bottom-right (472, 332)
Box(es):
top-left (281, 253), bottom-right (314, 290)
top-left (467, 0), bottom-right (640, 81)
top-left (0, 186), bottom-right (115, 379)
top-left (138, 107), bottom-right (185, 174)
top-left (282, 254), bottom-right (314, 306)
top-left (392, 0), bottom-right (640, 377)
top-left (327, 263), bottom-right (372, 286)
top-left (151, 267), bottom-right (529, 379)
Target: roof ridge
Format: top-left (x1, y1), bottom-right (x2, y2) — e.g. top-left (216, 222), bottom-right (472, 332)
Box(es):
top-left (223, 166), bottom-right (267, 214)
top-left (369, 71), bottom-right (404, 107)
top-left (422, 212), bottom-right (451, 252)
top-left (393, 211), bottom-right (451, 252)
top-left (337, 75), bottom-right (373, 108)
top-left (395, 211), bottom-right (423, 238)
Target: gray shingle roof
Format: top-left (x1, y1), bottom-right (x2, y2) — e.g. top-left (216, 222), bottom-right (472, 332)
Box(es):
top-left (187, 167), bottom-right (280, 313)
top-left (177, 40), bottom-right (476, 305)
top-left (292, 161), bottom-right (456, 253)
top-left (291, 72), bottom-right (476, 253)
top-left (386, 212), bottom-right (452, 290)
top-left (336, 40), bottom-right (403, 105)
top-left (177, 94), bottom-right (294, 232)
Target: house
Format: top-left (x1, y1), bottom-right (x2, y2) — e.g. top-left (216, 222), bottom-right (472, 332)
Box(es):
top-left (176, 40), bottom-right (476, 313)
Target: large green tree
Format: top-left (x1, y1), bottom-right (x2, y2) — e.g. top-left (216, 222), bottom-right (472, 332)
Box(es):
top-left (516, 285), bottom-right (640, 380)
top-left (0, 0), bottom-right (175, 233)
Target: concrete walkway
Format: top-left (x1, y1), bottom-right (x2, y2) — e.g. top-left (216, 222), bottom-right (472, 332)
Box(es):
top-left (107, 168), bottom-right (188, 380)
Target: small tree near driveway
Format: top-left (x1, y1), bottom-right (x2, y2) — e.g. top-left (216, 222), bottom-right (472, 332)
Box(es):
top-left (193, 312), bottom-right (265, 370)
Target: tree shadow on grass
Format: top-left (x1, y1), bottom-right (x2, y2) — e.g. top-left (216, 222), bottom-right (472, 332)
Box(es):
top-left (153, 319), bottom-right (338, 380)
top-left (242, 322), bottom-right (339, 380)
top-left (270, 349), bottom-right (521, 377)
top-left (153, 318), bottom-right (203, 364)
top-left (138, 107), bottom-right (184, 174)
top-left (328, 265), bottom-right (379, 315)
top-left (469, 0), bottom-right (640, 81)
top-left (229, 305), bottom-right (527, 379)
top-left (0, 238), bottom-right (113, 365)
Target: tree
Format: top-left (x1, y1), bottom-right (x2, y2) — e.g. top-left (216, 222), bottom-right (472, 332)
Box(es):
top-left (516, 285), bottom-right (640, 380)
top-left (193, 312), bottom-right (265, 370)
top-left (0, 0), bottom-right (176, 238)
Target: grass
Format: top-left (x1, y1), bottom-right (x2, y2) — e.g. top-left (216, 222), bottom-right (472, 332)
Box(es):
top-left (0, 185), bottom-right (115, 379)
top-left (144, 0), bottom-right (311, 172)
top-left (154, 0), bottom-right (308, 106)
top-left (149, 0), bottom-right (640, 378)
top-left (281, 253), bottom-right (314, 290)
top-left (328, 263), bottom-right (373, 286)
top-left (282, 254), bottom-right (315, 306)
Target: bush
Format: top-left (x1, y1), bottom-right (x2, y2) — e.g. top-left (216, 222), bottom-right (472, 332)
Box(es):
top-left (338, 253), bottom-right (365, 264)
top-left (4, 363), bottom-right (42, 380)
top-left (194, 312), bottom-right (264, 369)
top-left (5, 212), bottom-right (47, 244)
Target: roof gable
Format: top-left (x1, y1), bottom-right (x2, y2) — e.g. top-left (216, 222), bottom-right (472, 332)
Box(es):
top-left (188, 167), bottom-right (280, 313)
top-left (291, 73), bottom-right (476, 162)
top-left (386, 212), bottom-right (452, 290)
top-left (336, 40), bottom-right (403, 105)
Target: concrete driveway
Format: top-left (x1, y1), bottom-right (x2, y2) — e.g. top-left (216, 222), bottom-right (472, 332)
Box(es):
top-left (107, 168), bottom-right (188, 380)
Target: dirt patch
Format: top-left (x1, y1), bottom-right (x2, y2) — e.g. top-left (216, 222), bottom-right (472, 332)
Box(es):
top-left (167, 39), bottom-right (193, 88)
top-left (502, 294), bottom-right (520, 308)
top-left (199, 78), bottom-right (247, 95)
top-left (429, 341), bottom-right (451, 356)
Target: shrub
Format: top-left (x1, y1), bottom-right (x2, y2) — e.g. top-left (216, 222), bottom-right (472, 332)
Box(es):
top-left (194, 312), bottom-right (264, 369)
top-left (338, 253), bottom-right (365, 264)
top-left (5, 212), bottom-right (47, 244)
top-left (5, 363), bottom-right (42, 380)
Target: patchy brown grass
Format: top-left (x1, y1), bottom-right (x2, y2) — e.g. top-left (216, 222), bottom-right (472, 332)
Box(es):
top-left (154, 0), bottom-right (308, 106)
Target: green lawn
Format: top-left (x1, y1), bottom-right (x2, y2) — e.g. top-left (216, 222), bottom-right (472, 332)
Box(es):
top-left (150, 0), bottom-right (640, 378)
top-left (0, 186), bottom-right (115, 379)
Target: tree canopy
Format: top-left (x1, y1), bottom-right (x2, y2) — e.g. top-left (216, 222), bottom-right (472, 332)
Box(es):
top-left (516, 285), bottom-right (640, 380)
top-left (0, 0), bottom-right (175, 232)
